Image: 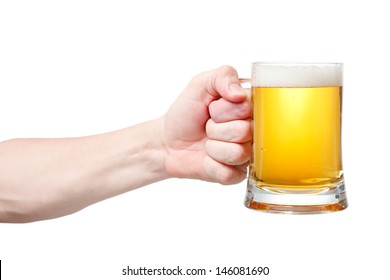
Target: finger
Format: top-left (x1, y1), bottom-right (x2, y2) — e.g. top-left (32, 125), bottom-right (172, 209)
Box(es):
top-left (203, 156), bottom-right (247, 185)
top-left (190, 65), bottom-right (247, 104)
top-left (209, 98), bottom-right (251, 123)
top-left (206, 118), bottom-right (252, 143)
top-left (205, 140), bottom-right (251, 166)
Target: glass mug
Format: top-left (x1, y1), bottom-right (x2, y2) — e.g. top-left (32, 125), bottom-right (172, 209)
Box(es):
top-left (243, 62), bottom-right (348, 213)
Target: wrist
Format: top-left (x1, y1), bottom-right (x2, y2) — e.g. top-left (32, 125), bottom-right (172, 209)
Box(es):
top-left (87, 118), bottom-right (171, 199)
top-left (139, 117), bottom-right (171, 182)
top-left (122, 118), bottom-right (171, 184)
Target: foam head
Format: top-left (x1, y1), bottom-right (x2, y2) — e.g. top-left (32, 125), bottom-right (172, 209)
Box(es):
top-left (252, 62), bottom-right (343, 87)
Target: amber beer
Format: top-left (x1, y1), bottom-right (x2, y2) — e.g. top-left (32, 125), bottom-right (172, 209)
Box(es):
top-left (245, 63), bottom-right (347, 213)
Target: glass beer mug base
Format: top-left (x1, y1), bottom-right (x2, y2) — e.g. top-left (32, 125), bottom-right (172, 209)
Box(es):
top-left (245, 178), bottom-right (348, 214)
top-left (244, 62), bottom-right (348, 214)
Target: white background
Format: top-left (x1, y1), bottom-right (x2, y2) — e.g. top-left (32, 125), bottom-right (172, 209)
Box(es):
top-left (1, 0), bottom-right (389, 279)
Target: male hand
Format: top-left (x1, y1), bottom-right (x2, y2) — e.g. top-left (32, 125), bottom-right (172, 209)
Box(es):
top-left (161, 66), bottom-right (252, 184)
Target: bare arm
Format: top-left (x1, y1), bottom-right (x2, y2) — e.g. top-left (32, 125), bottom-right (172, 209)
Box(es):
top-left (0, 65), bottom-right (251, 223)
top-left (0, 119), bottom-right (168, 222)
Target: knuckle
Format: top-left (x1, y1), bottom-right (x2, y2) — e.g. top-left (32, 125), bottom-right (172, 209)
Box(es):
top-left (216, 166), bottom-right (246, 185)
top-left (208, 101), bottom-right (221, 122)
top-left (233, 143), bottom-right (251, 164)
top-left (218, 65), bottom-right (237, 76)
top-left (232, 121), bottom-right (251, 142)
top-left (205, 118), bottom-right (215, 136)
top-left (234, 101), bottom-right (251, 118)
top-left (216, 167), bottom-right (235, 185)
top-left (228, 144), bottom-right (246, 164)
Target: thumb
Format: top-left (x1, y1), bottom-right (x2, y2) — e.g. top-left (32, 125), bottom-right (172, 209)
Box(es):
top-left (192, 65), bottom-right (247, 104)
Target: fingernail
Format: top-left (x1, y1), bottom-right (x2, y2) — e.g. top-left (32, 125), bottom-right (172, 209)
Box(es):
top-left (229, 83), bottom-right (246, 97)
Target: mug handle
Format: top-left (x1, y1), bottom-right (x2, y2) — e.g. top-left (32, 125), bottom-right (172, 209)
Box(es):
top-left (239, 78), bottom-right (252, 101)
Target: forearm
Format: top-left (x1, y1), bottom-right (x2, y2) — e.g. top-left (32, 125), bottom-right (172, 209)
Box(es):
top-left (0, 118), bottom-right (168, 223)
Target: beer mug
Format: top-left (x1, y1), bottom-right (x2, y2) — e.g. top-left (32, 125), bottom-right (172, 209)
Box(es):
top-left (243, 62), bottom-right (348, 213)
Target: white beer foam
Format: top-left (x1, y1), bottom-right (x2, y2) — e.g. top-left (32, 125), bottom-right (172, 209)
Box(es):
top-left (252, 63), bottom-right (342, 87)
